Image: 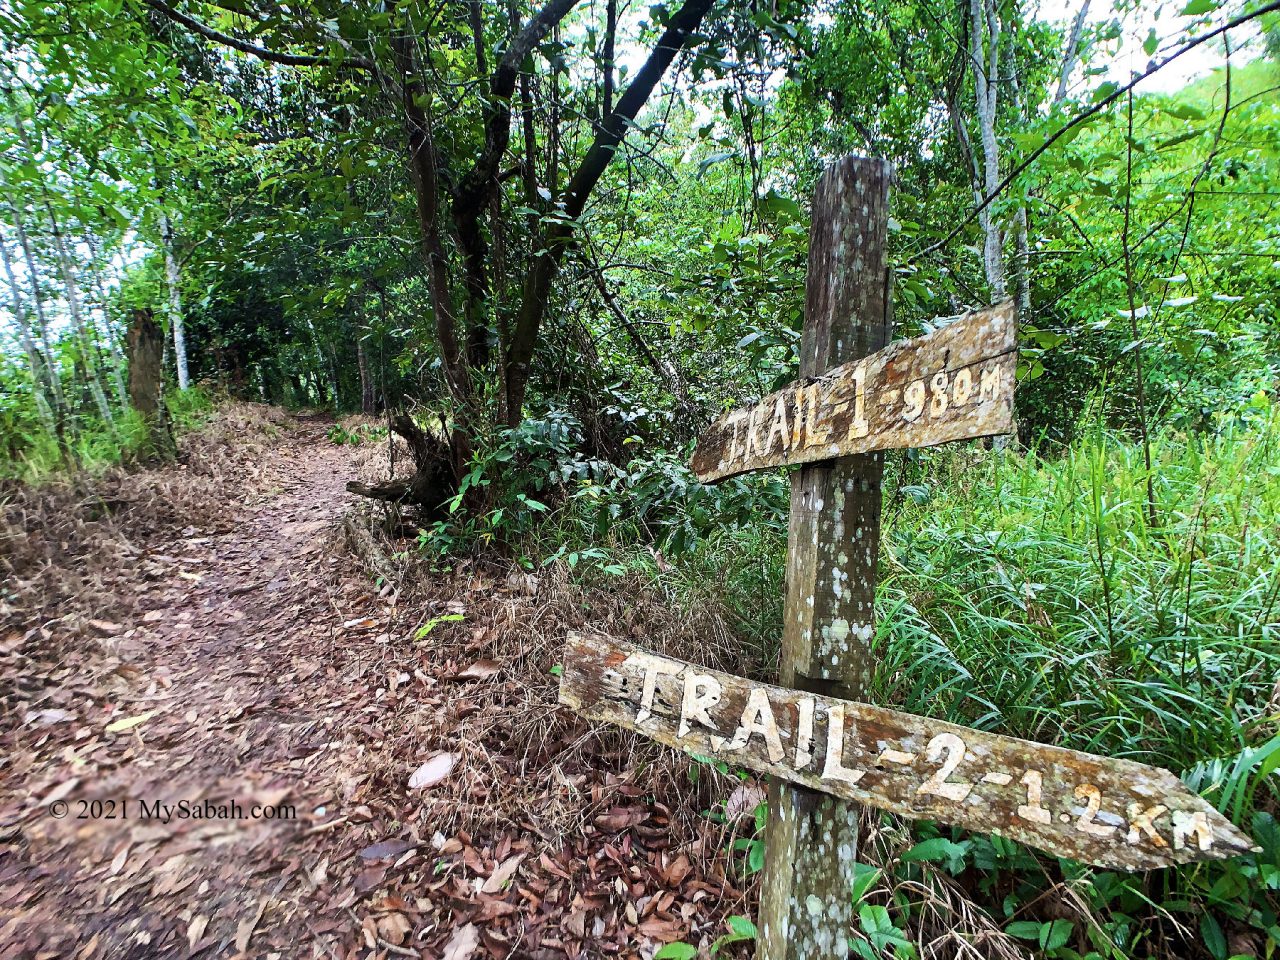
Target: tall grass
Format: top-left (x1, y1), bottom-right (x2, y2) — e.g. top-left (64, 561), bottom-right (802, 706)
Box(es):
top-left (875, 415), bottom-right (1279, 794)
top-left (0, 386), bottom-right (217, 485)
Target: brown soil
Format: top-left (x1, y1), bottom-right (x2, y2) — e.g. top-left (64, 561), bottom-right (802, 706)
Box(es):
top-left (0, 411), bottom-right (755, 960)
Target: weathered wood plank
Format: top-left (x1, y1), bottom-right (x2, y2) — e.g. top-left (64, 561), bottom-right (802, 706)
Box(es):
top-left (690, 301), bottom-right (1016, 483)
top-left (559, 632), bottom-right (1258, 871)
top-left (756, 155), bottom-right (892, 960)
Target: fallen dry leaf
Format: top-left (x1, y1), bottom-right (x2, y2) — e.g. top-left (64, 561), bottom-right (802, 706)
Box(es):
top-left (637, 916), bottom-right (686, 943)
top-left (28, 708), bottom-right (74, 725)
top-left (187, 914), bottom-right (208, 950)
top-left (665, 853), bottom-right (693, 887)
top-left (354, 865), bottom-right (388, 895)
top-left (481, 853), bottom-right (525, 894)
top-left (594, 806), bottom-right (647, 832)
top-left (234, 900), bottom-right (266, 954)
top-left (359, 838), bottom-right (416, 861)
top-left (441, 922), bottom-right (480, 960)
top-left (725, 782), bottom-right (766, 821)
top-left (41, 779), bottom-right (79, 806)
top-left (408, 752), bottom-right (456, 790)
top-left (564, 908), bottom-right (587, 939)
top-left (105, 710), bottom-right (157, 734)
top-left (454, 659), bottom-right (500, 681)
top-left (377, 912), bottom-right (413, 946)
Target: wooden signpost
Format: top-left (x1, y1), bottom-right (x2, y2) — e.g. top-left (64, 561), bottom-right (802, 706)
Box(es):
top-left (558, 156), bottom-right (1256, 956)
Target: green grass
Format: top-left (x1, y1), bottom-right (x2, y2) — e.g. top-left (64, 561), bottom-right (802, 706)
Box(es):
top-left (603, 411), bottom-right (1280, 958)
top-left (876, 414), bottom-right (1279, 784)
top-left (0, 386), bottom-right (218, 484)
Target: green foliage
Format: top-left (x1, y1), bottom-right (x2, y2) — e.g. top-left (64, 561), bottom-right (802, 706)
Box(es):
top-left (326, 423), bottom-right (388, 447)
top-left (875, 414), bottom-right (1279, 776)
top-left (654, 944), bottom-right (698, 960)
top-left (0, 386), bottom-right (216, 484)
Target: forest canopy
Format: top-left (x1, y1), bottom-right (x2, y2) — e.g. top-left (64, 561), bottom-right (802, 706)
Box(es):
top-left (3, 0), bottom-right (1275, 478)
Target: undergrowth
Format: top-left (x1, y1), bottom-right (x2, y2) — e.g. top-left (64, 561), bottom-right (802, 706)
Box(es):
top-left (400, 404), bottom-right (1279, 959)
top-left (0, 386), bottom-right (219, 485)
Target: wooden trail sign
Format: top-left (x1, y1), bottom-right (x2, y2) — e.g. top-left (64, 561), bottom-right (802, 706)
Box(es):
top-left (691, 301), bottom-right (1016, 484)
top-left (559, 632), bottom-right (1259, 871)
top-left (560, 155), bottom-right (1255, 958)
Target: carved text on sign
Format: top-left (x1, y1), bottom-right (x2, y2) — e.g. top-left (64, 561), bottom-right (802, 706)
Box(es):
top-left (691, 302), bottom-right (1017, 483)
top-left (559, 633), bottom-right (1257, 871)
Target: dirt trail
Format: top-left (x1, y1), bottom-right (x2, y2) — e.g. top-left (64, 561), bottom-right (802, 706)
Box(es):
top-left (1, 414), bottom-right (750, 960)
top-left (1, 416), bottom-right (380, 957)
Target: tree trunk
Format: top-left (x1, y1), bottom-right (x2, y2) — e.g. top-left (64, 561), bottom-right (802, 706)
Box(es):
top-left (969, 0), bottom-right (1006, 300)
top-left (6, 92), bottom-right (115, 429)
top-left (345, 413), bottom-right (456, 515)
top-left (358, 336), bottom-right (375, 414)
top-left (126, 307), bottom-right (176, 461)
top-left (6, 196), bottom-right (68, 433)
top-left (603, 0), bottom-right (616, 116)
top-left (88, 236), bottom-right (130, 410)
top-left (44, 199), bottom-right (116, 428)
top-left (1055, 1), bottom-right (1092, 104)
top-left (392, 24), bottom-right (475, 482)
top-left (1006, 38), bottom-right (1032, 313)
top-left (160, 210), bottom-right (190, 390)
top-left (0, 236), bottom-right (58, 437)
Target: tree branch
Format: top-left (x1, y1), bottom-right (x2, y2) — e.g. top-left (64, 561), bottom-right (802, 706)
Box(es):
top-left (1053, 0), bottom-right (1091, 104)
top-left (140, 0), bottom-right (372, 70)
top-left (502, 0), bottom-right (715, 426)
top-left (456, 0), bottom-right (579, 210)
top-left (911, 0), bottom-right (1280, 265)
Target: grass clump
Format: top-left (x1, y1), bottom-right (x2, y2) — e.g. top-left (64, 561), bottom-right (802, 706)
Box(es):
top-left (849, 414), bottom-right (1280, 960)
top-left (876, 416), bottom-right (1278, 778)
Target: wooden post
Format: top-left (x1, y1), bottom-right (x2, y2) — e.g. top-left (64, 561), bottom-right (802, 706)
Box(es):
top-left (757, 156), bottom-right (892, 959)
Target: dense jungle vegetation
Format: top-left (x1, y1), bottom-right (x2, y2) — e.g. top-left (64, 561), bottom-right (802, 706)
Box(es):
top-left (2, 0), bottom-right (1278, 956)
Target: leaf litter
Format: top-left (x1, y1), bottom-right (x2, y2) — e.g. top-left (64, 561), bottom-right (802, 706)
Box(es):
top-left (1, 408), bottom-right (763, 959)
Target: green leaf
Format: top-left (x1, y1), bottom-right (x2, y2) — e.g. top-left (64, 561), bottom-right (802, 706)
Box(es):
top-left (1180, 0), bottom-right (1215, 14)
top-left (699, 149), bottom-right (735, 175)
top-left (1040, 920), bottom-right (1073, 951)
top-left (1164, 102), bottom-right (1206, 121)
top-left (1005, 921), bottom-right (1042, 940)
top-left (1201, 914), bottom-right (1227, 960)
top-left (654, 945), bottom-right (697, 960)
top-left (415, 613), bottom-right (464, 639)
top-left (1091, 81), bottom-right (1119, 103)
top-left (726, 916), bottom-right (757, 938)
top-left (762, 190), bottom-right (802, 220)
top-left (900, 838), bottom-right (961, 863)
top-left (850, 861), bottom-right (881, 903)
top-left (747, 838), bottom-right (765, 873)
top-left (1143, 28), bottom-right (1158, 56)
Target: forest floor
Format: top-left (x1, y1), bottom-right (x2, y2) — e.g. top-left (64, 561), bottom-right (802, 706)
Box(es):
top-left (0, 409), bottom-right (754, 960)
